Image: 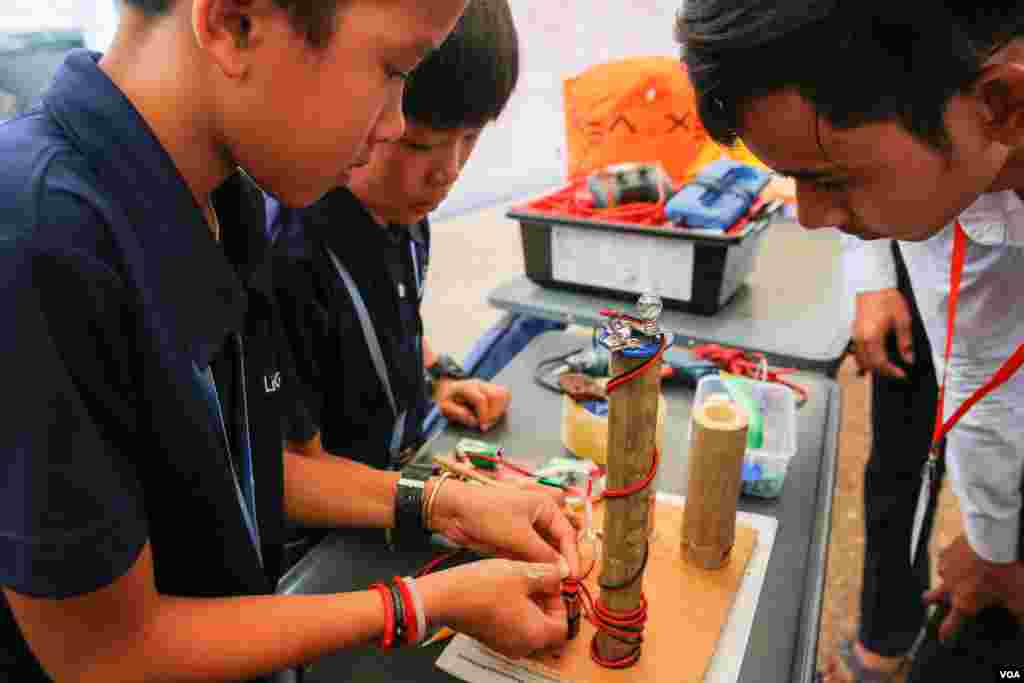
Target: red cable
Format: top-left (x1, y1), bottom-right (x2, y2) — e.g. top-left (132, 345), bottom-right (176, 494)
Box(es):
top-left (692, 344), bottom-right (810, 404)
top-left (417, 332), bottom-right (665, 664)
top-left (560, 578), bottom-right (648, 668)
top-left (562, 333), bottom-right (666, 667)
top-left (415, 550), bottom-right (463, 578)
top-left (524, 180), bottom-right (669, 227)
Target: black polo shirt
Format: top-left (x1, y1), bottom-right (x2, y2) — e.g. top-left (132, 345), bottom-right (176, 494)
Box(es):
top-left (270, 187), bottom-right (431, 469)
top-left (0, 51), bottom-right (301, 681)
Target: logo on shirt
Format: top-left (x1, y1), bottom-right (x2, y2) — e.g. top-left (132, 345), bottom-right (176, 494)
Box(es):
top-left (264, 371), bottom-right (282, 394)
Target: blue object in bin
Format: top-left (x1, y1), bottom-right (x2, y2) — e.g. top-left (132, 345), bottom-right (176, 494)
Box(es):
top-left (581, 400), bottom-right (609, 417)
top-left (742, 460), bottom-right (785, 498)
top-left (666, 159), bottom-right (772, 230)
top-left (743, 461), bottom-right (763, 482)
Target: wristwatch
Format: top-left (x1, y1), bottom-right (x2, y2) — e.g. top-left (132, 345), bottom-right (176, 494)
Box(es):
top-left (424, 353), bottom-right (468, 398)
top-left (389, 468), bottom-right (433, 550)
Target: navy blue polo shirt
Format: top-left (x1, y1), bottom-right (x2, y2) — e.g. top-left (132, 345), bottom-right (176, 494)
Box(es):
top-left (270, 187), bottom-right (431, 469)
top-left (0, 51), bottom-right (303, 681)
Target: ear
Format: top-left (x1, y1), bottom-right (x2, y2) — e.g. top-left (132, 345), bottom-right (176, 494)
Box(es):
top-left (191, 0), bottom-right (268, 80)
top-left (974, 62), bottom-right (1024, 147)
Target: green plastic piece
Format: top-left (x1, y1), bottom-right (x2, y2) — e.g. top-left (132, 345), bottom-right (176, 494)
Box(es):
top-left (457, 439), bottom-right (502, 470)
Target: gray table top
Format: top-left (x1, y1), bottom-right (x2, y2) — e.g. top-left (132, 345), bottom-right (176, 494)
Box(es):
top-left (279, 331), bottom-right (840, 683)
top-left (489, 220), bottom-right (851, 376)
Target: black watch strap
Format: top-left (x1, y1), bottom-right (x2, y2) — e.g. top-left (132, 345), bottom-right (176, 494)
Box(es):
top-left (427, 353), bottom-right (468, 381)
top-left (392, 476), bottom-right (431, 549)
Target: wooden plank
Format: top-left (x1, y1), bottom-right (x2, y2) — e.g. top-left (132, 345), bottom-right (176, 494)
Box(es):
top-left (532, 501), bottom-right (758, 682)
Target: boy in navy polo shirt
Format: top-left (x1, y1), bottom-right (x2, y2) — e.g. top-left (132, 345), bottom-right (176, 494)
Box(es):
top-left (271, 0), bottom-right (516, 472)
top-left (0, 1), bottom-right (579, 681)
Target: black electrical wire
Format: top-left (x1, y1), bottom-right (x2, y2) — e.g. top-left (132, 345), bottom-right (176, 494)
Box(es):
top-left (533, 347), bottom-right (584, 395)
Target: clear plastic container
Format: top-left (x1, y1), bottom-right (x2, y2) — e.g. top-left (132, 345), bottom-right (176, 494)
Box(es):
top-left (690, 374), bottom-right (798, 499)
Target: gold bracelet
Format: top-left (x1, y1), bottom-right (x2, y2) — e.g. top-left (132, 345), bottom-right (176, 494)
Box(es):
top-left (423, 472), bottom-right (452, 531)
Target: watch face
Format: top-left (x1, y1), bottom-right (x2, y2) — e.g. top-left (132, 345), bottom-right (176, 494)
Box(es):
top-left (636, 293), bottom-right (663, 321)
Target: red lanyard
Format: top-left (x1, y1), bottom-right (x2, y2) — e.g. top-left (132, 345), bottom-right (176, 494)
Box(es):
top-left (930, 222), bottom-right (1024, 454)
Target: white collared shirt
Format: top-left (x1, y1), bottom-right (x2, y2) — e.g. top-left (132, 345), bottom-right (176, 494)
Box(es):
top-left (842, 192), bottom-right (1024, 563)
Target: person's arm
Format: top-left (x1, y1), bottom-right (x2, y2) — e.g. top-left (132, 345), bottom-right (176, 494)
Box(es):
top-left (283, 441), bottom-right (579, 576)
top-left (8, 539), bottom-right (572, 682)
top-left (284, 445), bottom-right (400, 528)
top-left (841, 235), bottom-right (916, 378)
top-left (5, 544), bottom-right (387, 683)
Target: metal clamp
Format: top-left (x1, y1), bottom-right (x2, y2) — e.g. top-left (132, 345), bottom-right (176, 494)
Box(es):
top-left (598, 293), bottom-right (664, 351)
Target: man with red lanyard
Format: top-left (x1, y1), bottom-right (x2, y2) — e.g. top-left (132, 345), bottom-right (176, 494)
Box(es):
top-left (674, 2), bottom-right (1024, 680)
top-left (898, 202), bottom-right (1024, 679)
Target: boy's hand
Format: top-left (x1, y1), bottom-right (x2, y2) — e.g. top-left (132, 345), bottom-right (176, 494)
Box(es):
top-left (923, 534), bottom-right (1014, 640)
top-left (851, 288), bottom-right (915, 379)
top-left (417, 558), bottom-right (568, 659)
top-left (436, 379), bottom-right (511, 432)
top-left (427, 478), bottom-right (579, 578)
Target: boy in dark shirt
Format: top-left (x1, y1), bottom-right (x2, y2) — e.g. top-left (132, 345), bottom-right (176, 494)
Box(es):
top-left (0, 1), bottom-right (578, 680)
top-left (271, 0), bottom-right (518, 470)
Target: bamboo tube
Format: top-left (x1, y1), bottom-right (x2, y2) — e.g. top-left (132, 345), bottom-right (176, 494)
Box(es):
top-left (681, 398), bottom-right (748, 569)
top-left (595, 347), bottom-right (663, 664)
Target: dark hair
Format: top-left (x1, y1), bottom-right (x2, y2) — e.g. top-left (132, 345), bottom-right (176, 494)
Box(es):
top-left (122, 0), bottom-right (339, 47)
top-left (676, 1), bottom-right (1024, 150)
top-left (403, 0), bottom-right (519, 130)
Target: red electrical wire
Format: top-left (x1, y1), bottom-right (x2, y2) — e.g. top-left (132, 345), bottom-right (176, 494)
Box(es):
top-left (417, 336), bottom-right (665, 664)
top-left (525, 179), bottom-right (669, 227)
top-left (415, 549), bottom-right (464, 579)
top-left (561, 333), bottom-right (667, 668)
top-left (692, 343), bottom-right (810, 405)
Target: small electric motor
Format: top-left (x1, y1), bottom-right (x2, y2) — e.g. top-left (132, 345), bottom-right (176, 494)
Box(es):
top-left (587, 162), bottom-right (675, 209)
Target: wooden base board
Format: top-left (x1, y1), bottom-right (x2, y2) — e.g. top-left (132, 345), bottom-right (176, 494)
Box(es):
top-left (532, 501), bottom-right (758, 682)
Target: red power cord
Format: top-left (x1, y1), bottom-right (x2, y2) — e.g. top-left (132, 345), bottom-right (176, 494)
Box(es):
top-left (415, 549), bottom-right (464, 579)
top-left (691, 344), bottom-right (810, 405)
top-left (525, 179), bottom-right (669, 226)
